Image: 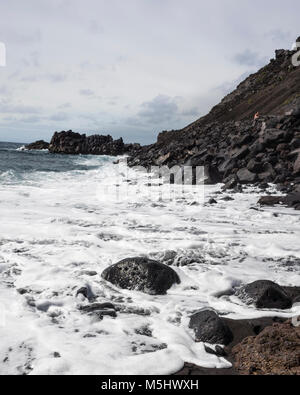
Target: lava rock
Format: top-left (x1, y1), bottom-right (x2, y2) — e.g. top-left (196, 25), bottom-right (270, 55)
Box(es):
top-left (189, 309), bottom-right (234, 345)
top-left (247, 159), bottom-right (263, 173)
top-left (236, 280), bottom-right (292, 309)
top-left (258, 196), bottom-right (284, 206)
top-left (204, 165), bottom-right (223, 185)
top-left (285, 192), bottom-right (300, 210)
top-left (101, 257), bottom-right (181, 295)
top-left (222, 177), bottom-right (238, 191)
top-left (232, 321), bottom-right (300, 375)
top-left (80, 303), bottom-right (117, 319)
top-left (237, 168), bottom-right (257, 184)
top-left (25, 140), bottom-right (49, 150)
top-left (48, 130), bottom-right (126, 156)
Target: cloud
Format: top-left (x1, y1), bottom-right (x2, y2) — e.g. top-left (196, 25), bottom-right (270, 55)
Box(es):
top-left (88, 20), bottom-right (104, 35)
top-left (138, 95), bottom-right (180, 124)
top-left (181, 107), bottom-right (199, 117)
top-left (0, 26), bottom-right (42, 45)
top-left (265, 29), bottom-right (292, 44)
top-left (0, 102), bottom-right (41, 114)
top-left (232, 50), bottom-right (267, 67)
top-left (79, 89), bottom-right (95, 96)
top-left (58, 102), bottom-right (72, 109)
top-left (19, 115), bottom-right (42, 124)
top-left (45, 73), bottom-right (67, 83)
top-left (48, 112), bottom-right (69, 122)
top-left (1, 0), bottom-right (300, 144)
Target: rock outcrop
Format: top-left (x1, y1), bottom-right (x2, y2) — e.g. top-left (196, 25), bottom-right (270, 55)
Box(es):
top-left (48, 130), bottom-right (126, 156)
top-left (176, 317), bottom-right (300, 376)
top-left (25, 140), bottom-right (49, 150)
top-left (101, 257), bottom-right (181, 295)
top-left (232, 320), bottom-right (300, 375)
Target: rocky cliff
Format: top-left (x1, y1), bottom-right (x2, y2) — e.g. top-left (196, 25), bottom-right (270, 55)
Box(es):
top-left (128, 39), bottom-right (300, 196)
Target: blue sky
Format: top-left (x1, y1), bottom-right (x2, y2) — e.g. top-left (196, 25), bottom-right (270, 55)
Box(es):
top-left (0, 0), bottom-right (299, 144)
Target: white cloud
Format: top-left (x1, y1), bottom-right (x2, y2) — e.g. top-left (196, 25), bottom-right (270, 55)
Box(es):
top-left (0, 0), bottom-right (299, 143)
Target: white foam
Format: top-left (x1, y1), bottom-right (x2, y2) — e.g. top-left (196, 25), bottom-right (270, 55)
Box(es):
top-left (0, 158), bottom-right (300, 375)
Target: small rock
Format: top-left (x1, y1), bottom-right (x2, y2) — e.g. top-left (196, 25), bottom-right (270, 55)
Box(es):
top-left (80, 303), bottom-right (117, 319)
top-left (76, 286), bottom-right (95, 301)
top-left (208, 198), bottom-right (217, 205)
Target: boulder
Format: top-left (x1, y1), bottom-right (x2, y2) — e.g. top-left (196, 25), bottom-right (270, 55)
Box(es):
top-left (258, 163), bottom-right (276, 182)
top-left (294, 153), bottom-right (300, 175)
top-left (222, 176), bottom-right (238, 191)
top-left (262, 129), bottom-right (287, 148)
top-left (258, 196), bottom-right (284, 206)
top-left (231, 145), bottom-right (249, 160)
top-left (204, 165), bottom-right (223, 185)
top-left (236, 280), bottom-right (292, 309)
top-left (237, 168), bottom-right (257, 184)
top-left (101, 257), bottom-right (181, 295)
top-left (189, 309), bottom-right (233, 345)
top-left (247, 159), bottom-right (263, 173)
top-left (285, 192), bottom-right (300, 210)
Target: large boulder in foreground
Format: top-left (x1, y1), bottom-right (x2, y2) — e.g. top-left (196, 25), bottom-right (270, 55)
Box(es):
top-left (189, 309), bottom-right (233, 345)
top-left (236, 280), bottom-right (292, 309)
top-left (101, 257), bottom-right (181, 295)
top-left (232, 321), bottom-right (300, 375)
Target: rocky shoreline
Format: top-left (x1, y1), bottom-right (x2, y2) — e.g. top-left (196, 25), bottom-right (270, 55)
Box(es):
top-left (176, 317), bottom-right (300, 375)
top-left (21, 39), bottom-right (300, 375)
top-left (98, 258), bottom-right (300, 375)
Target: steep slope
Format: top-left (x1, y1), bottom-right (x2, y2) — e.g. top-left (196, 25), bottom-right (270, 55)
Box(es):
top-left (157, 38), bottom-right (300, 145)
top-left (128, 39), bottom-right (300, 201)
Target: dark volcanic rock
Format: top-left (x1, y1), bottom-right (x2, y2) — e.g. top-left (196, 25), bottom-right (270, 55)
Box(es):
top-left (25, 140), bottom-right (49, 150)
top-left (285, 192), bottom-right (300, 210)
top-left (204, 165), bottom-right (223, 185)
top-left (237, 168), bottom-right (257, 184)
top-left (101, 257), bottom-right (181, 295)
top-left (176, 316), bottom-right (288, 376)
top-left (189, 309), bottom-right (233, 345)
top-left (80, 303), bottom-right (117, 319)
top-left (257, 196), bottom-right (284, 206)
top-left (48, 130), bottom-right (126, 156)
top-left (236, 280), bottom-right (292, 309)
top-left (232, 321), bottom-right (300, 375)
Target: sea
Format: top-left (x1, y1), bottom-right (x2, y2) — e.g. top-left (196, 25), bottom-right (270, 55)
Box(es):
top-left (0, 141), bottom-right (300, 375)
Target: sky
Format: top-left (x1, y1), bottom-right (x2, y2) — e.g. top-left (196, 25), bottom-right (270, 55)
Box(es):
top-left (0, 0), bottom-right (299, 144)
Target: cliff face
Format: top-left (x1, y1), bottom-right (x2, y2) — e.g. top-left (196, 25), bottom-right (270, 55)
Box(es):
top-left (128, 39), bottom-right (300, 194)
